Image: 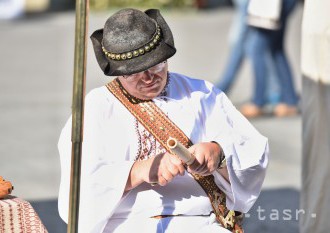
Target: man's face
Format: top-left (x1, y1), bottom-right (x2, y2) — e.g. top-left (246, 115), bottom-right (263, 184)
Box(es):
top-left (119, 61), bottom-right (168, 100)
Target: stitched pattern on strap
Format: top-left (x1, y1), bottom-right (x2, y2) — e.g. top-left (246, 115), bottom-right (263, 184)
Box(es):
top-left (106, 79), bottom-right (243, 233)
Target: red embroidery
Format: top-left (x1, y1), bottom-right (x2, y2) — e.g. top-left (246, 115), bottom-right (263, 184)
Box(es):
top-left (0, 197), bottom-right (48, 233)
top-left (135, 119), bottom-right (166, 161)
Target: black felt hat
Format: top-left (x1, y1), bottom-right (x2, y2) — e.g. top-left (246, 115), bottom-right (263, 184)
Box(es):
top-left (90, 8), bottom-right (176, 76)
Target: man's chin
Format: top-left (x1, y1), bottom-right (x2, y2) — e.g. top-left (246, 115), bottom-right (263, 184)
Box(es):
top-left (144, 93), bottom-right (161, 99)
top-left (141, 89), bottom-right (163, 99)
top-left (142, 85), bottom-right (161, 94)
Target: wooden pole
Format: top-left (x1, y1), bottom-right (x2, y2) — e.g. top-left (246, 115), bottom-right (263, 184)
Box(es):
top-left (68, 0), bottom-right (89, 232)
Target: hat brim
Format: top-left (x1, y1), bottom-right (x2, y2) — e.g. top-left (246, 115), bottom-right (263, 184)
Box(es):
top-left (90, 9), bottom-right (176, 76)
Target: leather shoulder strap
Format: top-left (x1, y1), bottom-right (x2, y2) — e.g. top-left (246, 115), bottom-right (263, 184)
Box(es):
top-left (106, 78), bottom-right (243, 233)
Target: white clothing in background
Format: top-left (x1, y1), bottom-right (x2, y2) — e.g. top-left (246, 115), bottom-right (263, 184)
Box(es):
top-left (0, 0), bottom-right (24, 19)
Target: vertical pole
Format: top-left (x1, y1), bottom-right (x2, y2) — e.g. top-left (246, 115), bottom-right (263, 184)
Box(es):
top-left (68, 0), bottom-right (89, 232)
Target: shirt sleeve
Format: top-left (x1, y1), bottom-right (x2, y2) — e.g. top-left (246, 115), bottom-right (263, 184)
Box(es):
top-left (203, 88), bottom-right (269, 213)
top-left (58, 88), bottom-right (135, 233)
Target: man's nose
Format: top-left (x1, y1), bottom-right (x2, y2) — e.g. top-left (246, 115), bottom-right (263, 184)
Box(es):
top-left (141, 70), bottom-right (154, 83)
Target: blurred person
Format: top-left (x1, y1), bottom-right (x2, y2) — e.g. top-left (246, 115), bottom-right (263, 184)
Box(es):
top-left (300, 0), bottom-right (330, 232)
top-left (217, 0), bottom-right (280, 107)
top-left (58, 8), bottom-right (269, 233)
top-left (240, 0), bottom-right (299, 118)
top-left (0, 0), bottom-right (24, 19)
top-left (216, 0), bottom-right (249, 93)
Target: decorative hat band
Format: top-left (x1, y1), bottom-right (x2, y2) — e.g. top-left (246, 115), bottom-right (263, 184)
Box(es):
top-left (102, 25), bottom-right (162, 61)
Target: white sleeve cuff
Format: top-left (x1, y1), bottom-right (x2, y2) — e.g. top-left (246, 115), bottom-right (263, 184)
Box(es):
top-left (213, 138), bottom-right (269, 213)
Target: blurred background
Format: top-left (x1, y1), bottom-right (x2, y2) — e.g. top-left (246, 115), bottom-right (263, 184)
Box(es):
top-left (0, 0), bottom-right (302, 232)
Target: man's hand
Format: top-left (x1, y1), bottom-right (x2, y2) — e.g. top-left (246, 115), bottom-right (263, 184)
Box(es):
top-left (147, 152), bottom-right (185, 186)
top-left (126, 152), bottom-right (185, 191)
top-left (187, 142), bottom-right (222, 176)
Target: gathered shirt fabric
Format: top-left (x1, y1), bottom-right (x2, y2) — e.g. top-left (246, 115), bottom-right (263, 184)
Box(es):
top-left (58, 72), bottom-right (269, 233)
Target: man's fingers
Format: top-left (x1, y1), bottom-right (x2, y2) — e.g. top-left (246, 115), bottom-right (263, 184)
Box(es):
top-left (187, 157), bottom-right (210, 175)
top-left (158, 175), bottom-right (168, 186)
top-left (178, 165), bottom-right (185, 176)
top-left (169, 153), bottom-right (183, 165)
top-left (168, 153), bottom-right (185, 175)
top-left (161, 170), bottom-right (174, 183)
top-left (198, 170), bottom-right (212, 176)
top-left (188, 157), bottom-right (200, 170)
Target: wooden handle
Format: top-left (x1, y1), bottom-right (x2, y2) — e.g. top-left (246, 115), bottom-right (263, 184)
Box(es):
top-left (167, 137), bottom-right (195, 165)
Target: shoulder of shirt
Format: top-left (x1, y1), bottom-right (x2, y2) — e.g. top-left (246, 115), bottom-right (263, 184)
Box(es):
top-left (83, 85), bottom-right (118, 110)
top-left (169, 72), bottom-right (206, 84)
top-left (169, 72), bottom-right (223, 94)
top-left (86, 85), bottom-right (114, 100)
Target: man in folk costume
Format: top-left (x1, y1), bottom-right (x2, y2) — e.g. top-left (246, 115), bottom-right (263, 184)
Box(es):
top-left (58, 8), bottom-right (269, 233)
